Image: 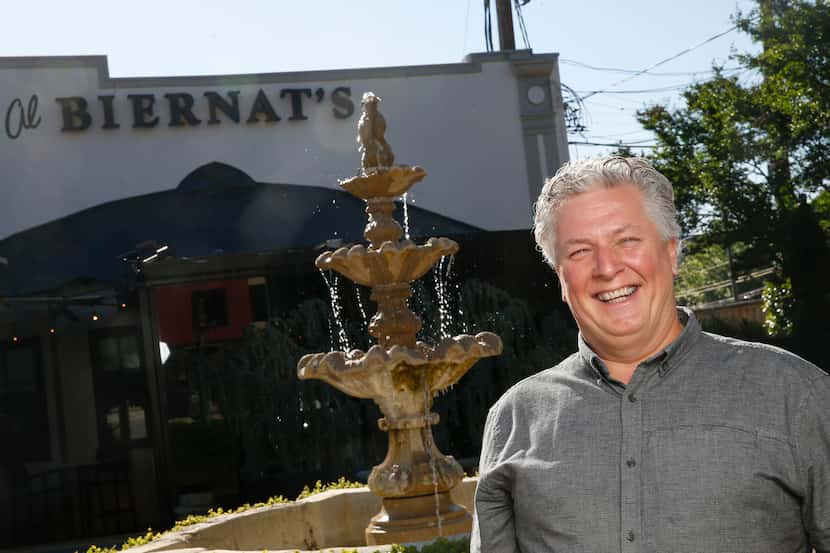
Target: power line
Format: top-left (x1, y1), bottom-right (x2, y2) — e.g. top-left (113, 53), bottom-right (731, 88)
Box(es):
top-left (514, 0), bottom-right (531, 49)
top-left (561, 59), bottom-right (743, 77)
top-left (577, 82), bottom-right (699, 95)
top-left (575, 134), bottom-right (655, 144)
top-left (576, 70), bottom-right (749, 96)
top-left (561, 83), bottom-right (587, 133)
top-left (484, 0), bottom-right (495, 52)
top-left (579, 24), bottom-right (741, 100)
top-left (676, 267), bottom-right (775, 297)
top-left (568, 141), bottom-right (657, 149)
top-left (597, 137), bottom-right (655, 144)
top-left (586, 129), bottom-right (656, 138)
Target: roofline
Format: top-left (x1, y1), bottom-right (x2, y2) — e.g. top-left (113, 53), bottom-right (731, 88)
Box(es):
top-left (0, 50), bottom-right (558, 89)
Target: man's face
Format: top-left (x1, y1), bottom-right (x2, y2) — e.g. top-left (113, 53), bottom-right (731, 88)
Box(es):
top-left (553, 183), bottom-right (679, 355)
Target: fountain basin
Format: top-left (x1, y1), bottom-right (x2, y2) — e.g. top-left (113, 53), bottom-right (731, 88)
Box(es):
top-left (297, 332), bottom-right (503, 399)
top-left (126, 478), bottom-right (477, 553)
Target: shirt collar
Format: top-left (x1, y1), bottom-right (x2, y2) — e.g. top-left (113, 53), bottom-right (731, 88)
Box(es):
top-left (578, 306), bottom-right (702, 381)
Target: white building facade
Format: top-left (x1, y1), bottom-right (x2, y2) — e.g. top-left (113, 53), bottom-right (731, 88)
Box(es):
top-left (1, 51), bottom-right (568, 239)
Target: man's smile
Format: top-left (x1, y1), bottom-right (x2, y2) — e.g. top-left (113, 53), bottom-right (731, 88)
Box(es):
top-left (595, 285), bottom-right (640, 303)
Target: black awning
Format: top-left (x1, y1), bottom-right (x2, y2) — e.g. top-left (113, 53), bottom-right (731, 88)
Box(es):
top-left (0, 162), bottom-right (481, 295)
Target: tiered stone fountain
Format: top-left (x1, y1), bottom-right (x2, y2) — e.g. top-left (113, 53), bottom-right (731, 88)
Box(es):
top-left (297, 92), bottom-right (502, 546)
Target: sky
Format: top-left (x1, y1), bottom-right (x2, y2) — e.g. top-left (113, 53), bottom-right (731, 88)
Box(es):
top-left (2, 0), bottom-right (760, 160)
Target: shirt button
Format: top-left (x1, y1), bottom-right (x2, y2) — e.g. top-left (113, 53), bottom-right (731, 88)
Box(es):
top-left (628, 394), bottom-right (637, 402)
top-left (626, 530), bottom-right (635, 542)
top-left (626, 457), bottom-right (637, 468)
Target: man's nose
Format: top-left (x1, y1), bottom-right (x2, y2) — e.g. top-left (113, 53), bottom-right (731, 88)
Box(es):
top-left (592, 246), bottom-right (623, 279)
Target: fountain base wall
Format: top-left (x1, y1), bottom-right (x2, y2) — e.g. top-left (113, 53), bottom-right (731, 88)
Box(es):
top-left (128, 478), bottom-right (477, 553)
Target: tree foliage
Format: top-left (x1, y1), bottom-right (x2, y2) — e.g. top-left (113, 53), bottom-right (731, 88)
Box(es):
top-left (638, 0), bottom-right (830, 334)
top-left (674, 243), bottom-right (732, 306)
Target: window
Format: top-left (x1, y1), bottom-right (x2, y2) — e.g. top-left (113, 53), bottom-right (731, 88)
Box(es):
top-left (90, 329), bottom-right (149, 450)
top-left (0, 337), bottom-right (49, 461)
top-left (191, 288), bottom-right (228, 329)
top-left (248, 277), bottom-right (269, 323)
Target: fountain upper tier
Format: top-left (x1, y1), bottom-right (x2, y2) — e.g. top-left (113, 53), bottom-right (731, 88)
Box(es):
top-left (339, 165), bottom-right (426, 200)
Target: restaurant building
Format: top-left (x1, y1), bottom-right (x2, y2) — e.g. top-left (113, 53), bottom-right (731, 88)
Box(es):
top-left (0, 50), bottom-right (569, 546)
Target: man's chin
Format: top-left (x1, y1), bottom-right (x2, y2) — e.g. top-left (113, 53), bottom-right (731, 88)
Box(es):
top-left (582, 319), bottom-right (647, 345)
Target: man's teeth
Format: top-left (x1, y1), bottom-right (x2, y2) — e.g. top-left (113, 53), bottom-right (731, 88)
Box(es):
top-left (597, 286), bottom-right (638, 302)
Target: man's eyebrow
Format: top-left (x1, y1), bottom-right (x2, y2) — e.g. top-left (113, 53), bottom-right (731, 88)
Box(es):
top-left (563, 225), bottom-right (641, 246)
top-left (563, 237), bottom-right (592, 246)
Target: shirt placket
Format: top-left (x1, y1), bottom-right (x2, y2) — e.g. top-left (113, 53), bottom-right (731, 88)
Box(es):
top-left (620, 370), bottom-right (647, 553)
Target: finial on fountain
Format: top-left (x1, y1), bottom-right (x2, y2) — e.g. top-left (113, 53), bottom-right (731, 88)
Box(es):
top-left (358, 92), bottom-right (395, 172)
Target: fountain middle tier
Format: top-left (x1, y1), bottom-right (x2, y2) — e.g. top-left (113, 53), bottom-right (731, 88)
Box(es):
top-left (315, 237), bottom-right (459, 287)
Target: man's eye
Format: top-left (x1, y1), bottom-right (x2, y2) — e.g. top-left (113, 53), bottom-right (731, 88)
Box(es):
top-left (620, 237), bottom-right (640, 245)
top-left (569, 248), bottom-right (590, 258)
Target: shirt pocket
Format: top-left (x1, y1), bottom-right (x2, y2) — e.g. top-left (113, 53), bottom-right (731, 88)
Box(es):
top-left (642, 424), bottom-right (803, 552)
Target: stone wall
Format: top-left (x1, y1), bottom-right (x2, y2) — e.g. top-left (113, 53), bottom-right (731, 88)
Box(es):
top-left (131, 478), bottom-right (477, 553)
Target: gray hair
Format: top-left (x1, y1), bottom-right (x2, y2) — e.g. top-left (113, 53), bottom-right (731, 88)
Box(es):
top-left (532, 156), bottom-right (681, 267)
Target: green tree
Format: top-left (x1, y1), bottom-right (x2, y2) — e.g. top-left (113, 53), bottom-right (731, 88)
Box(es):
top-left (638, 0), bottom-right (830, 334)
top-left (674, 243), bottom-right (732, 306)
top-left (814, 190), bottom-right (830, 236)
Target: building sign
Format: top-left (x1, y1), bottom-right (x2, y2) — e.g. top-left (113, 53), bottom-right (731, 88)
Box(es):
top-left (4, 94), bottom-right (41, 140)
top-left (5, 87), bottom-right (353, 140)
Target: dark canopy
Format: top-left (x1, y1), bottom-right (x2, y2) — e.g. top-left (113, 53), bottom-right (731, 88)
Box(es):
top-left (0, 162), bottom-right (480, 295)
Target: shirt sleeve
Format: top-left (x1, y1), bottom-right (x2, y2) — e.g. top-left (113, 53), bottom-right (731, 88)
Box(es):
top-left (470, 401), bottom-right (519, 553)
top-left (797, 373), bottom-right (830, 552)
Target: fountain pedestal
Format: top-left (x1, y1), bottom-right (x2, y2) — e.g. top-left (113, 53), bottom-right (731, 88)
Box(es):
top-left (365, 410), bottom-right (470, 544)
top-left (297, 92), bottom-right (502, 546)
top-left (367, 492), bottom-right (472, 545)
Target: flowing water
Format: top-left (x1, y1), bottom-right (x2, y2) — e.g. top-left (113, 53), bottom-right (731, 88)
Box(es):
top-left (355, 285), bottom-right (368, 330)
top-left (446, 256), bottom-right (468, 333)
top-left (433, 256), bottom-right (454, 339)
top-left (320, 269), bottom-right (350, 351)
top-left (402, 192), bottom-right (411, 240)
top-left (422, 376), bottom-right (443, 535)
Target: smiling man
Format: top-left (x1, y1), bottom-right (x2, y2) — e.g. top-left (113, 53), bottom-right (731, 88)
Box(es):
top-left (470, 157), bottom-right (830, 553)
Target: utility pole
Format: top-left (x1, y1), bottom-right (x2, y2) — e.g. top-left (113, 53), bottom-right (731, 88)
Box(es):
top-left (495, 0), bottom-right (516, 51)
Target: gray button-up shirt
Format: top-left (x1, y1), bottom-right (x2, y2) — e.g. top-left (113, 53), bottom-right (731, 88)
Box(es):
top-left (471, 309), bottom-right (830, 553)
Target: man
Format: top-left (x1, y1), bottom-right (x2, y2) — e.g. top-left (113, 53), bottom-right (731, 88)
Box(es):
top-left (471, 156), bottom-right (830, 553)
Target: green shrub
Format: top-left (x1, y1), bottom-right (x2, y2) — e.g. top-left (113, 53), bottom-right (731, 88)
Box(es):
top-left (78, 477), bottom-right (374, 553)
top-left (762, 278), bottom-right (794, 336)
top-left (295, 476), bottom-right (366, 500)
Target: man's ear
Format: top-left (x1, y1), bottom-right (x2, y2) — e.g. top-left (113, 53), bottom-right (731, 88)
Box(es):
top-left (555, 265), bottom-right (569, 304)
top-left (667, 238), bottom-right (680, 277)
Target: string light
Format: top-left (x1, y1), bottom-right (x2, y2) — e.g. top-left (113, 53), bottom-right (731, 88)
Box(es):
top-left (92, 313), bottom-right (100, 322)
top-left (49, 328), bottom-right (56, 334)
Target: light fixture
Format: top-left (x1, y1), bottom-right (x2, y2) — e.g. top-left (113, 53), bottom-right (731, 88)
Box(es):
top-left (92, 313), bottom-right (100, 322)
top-left (159, 341), bottom-right (171, 364)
